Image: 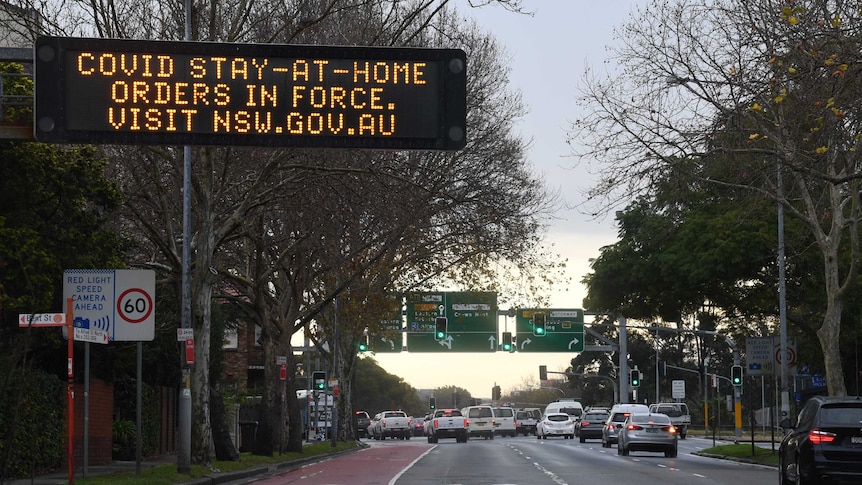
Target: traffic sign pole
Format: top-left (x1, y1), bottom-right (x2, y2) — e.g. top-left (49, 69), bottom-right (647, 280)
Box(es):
top-left (66, 297), bottom-right (75, 485)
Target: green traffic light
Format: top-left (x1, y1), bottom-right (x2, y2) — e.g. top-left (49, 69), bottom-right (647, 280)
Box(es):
top-left (436, 331), bottom-right (445, 339)
top-left (535, 327), bottom-right (545, 335)
top-left (502, 343), bottom-right (511, 351)
top-left (358, 343), bottom-right (367, 352)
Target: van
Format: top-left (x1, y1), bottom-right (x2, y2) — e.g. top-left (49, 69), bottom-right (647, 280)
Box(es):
top-left (493, 407), bottom-right (517, 437)
top-left (602, 404), bottom-right (650, 447)
top-left (543, 399), bottom-right (584, 421)
top-left (649, 402), bottom-right (691, 439)
top-left (461, 405), bottom-right (495, 439)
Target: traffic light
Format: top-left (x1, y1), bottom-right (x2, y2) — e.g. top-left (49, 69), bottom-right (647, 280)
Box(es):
top-left (501, 331), bottom-right (513, 352)
top-left (539, 365), bottom-right (548, 381)
top-left (532, 312), bottom-right (546, 336)
top-left (492, 385), bottom-right (501, 401)
top-left (435, 316), bottom-right (448, 340)
top-left (429, 397), bottom-right (436, 409)
top-left (312, 371), bottom-right (327, 391)
top-left (630, 369), bottom-right (640, 388)
top-left (358, 335), bottom-right (369, 352)
top-left (731, 364), bottom-right (743, 386)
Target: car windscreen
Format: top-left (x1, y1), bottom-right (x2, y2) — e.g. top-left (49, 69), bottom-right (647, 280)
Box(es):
top-left (547, 415), bottom-right (570, 422)
top-left (820, 405), bottom-right (862, 426)
top-left (610, 413), bottom-right (630, 423)
top-left (440, 410), bottom-right (462, 417)
top-left (584, 413), bottom-right (608, 420)
top-left (631, 414), bottom-right (671, 425)
top-left (560, 407), bottom-right (582, 416)
top-left (469, 408), bottom-right (493, 418)
top-left (656, 406), bottom-right (686, 417)
top-left (495, 408), bottom-right (514, 417)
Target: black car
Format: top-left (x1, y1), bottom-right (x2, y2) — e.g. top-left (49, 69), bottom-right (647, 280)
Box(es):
top-left (779, 395), bottom-right (862, 484)
top-left (354, 411), bottom-right (371, 438)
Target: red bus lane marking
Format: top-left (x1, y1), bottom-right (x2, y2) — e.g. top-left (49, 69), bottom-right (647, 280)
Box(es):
top-left (250, 443), bottom-right (433, 485)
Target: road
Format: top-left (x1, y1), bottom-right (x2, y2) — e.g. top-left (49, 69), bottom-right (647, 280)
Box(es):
top-left (236, 435), bottom-right (777, 485)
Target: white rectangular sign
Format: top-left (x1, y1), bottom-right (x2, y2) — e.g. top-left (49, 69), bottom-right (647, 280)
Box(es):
top-left (177, 328), bottom-right (194, 341)
top-left (74, 327), bottom-right (109, 344)
top-left (64, 269), bottom-right (155, 341)
top-left (672, 379), bottom-right (685, 399)
top-left (18, 313), bottom-right (66, 326)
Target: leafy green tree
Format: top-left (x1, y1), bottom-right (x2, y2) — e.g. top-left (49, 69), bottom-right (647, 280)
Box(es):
top-left (573, 0), bottom-right (862, 395)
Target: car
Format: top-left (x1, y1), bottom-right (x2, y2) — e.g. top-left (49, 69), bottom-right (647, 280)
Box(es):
top-left (779, 395), bottom-right (862, 484)
top-left (515, 409), bottom-right (539, 436)
top-left (543, 399), bottom-right (584, 422)
top-left (462, 405), bottom-right (495, 439)
top-left (617, 412), bottom-right (678, 457)
top-left (649, 402), bottom-right (691, 439)
top-left (576, 410), bottom-right (610, 443)
top-left (537, 412), bottom-right (575, 439)
top-left (493, 407), bottom-right (517, 437)
top-left (412, 416), bottom-right (426, 436)
top-left (602, 404), bottom-right (650, 447)
top-left (354, 410), bottom-right (371, 438)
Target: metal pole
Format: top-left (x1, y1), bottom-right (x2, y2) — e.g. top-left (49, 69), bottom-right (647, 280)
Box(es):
top-left (83, 342), bottom-right (90, 477)
top-left (619, 315), bottom-right (628, 403)
top-left (136, 341), bottom-right (142, 476)
top-left (777, 163), bottom-right (790, 420)
top-left (331, 293), bottom-right (338, 448)
top-left (177, 0), bottom-right (194, 473)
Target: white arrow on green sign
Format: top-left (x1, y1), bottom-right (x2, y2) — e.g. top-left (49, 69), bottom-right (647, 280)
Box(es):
top-left (515, 308), bottom-right (584, 352)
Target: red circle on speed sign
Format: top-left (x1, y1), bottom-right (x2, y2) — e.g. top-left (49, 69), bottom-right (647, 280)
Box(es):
top-left (775, 346), bottom-right (797, 365)
top-left (117, 288), bottom-right (153, 324)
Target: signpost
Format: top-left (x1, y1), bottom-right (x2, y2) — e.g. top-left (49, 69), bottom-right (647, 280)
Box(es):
top-left (35, 36), bottom-right (467, 150)
top-left (18, 313), bottom-right (66, 326)
top-left (745, 336), bottom-right (797, 376)
top-left (63, 269), bottom-right (156, 341)
top-left (514, 309), bottom-right (584, 352)
top-left (405, 291), bottom-right (497, 352)
top-left (369, 318), bottom-right (403, 353)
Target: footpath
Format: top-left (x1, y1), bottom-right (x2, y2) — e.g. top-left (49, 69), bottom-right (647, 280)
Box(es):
top-left (5, 444), bottom-right (362, 485)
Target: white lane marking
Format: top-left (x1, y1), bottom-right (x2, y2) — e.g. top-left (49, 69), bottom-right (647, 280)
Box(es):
top-left (532, 461), bottom-right (568, 485)
top-left (389, 445), bottom-right (437, 485)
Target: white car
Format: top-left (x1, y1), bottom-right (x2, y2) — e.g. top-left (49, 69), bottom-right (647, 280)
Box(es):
top-left (537, 412), bottom-right (575, 440)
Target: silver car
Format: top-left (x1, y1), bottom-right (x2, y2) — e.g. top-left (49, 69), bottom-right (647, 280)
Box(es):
top-left (617, 413), bottom-right (678, 457)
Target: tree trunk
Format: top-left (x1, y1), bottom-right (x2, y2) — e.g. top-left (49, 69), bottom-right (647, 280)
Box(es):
top-left (817, 288), bottom-right (847, 396)
top-left (191, 275), bottom-right (215, 463)
top-left (210, 386), bottom-right (239, 461)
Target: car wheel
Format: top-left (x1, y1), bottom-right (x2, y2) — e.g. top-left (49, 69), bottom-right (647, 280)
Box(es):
top-left (794, 456), bottom-right (810, 485)
top-left (537, 433), bottom-right (541, 440)
top-left (580, 436), bottom-right (586, 443)
top-left (665, 447), bottom-right (677, 458)
top-left (680, 433), bottom-right (687, 440)
top-left (621, 444), bottom-right (629, 456)
top-left (617, 444), bottom-right (623, 455)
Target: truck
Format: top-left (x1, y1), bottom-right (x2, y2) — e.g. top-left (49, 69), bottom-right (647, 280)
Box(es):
top-left (369, 410), bottom-right (412, 440)
top-left (649, 402), bottom-right (691, 439)
top-left (515, 409), bottom-right (540, 436)
top-left (424, 409), bottom-right (468, 443)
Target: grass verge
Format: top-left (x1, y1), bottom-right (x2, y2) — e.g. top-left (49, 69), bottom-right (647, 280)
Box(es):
top-left (700, 443), bottom-right (780, 465)
top-left (74, 441), bottom-right (358, 485)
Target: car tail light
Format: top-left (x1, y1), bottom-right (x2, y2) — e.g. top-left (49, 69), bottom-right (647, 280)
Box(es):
top-left (434, 420), bottom-right (439, 429)
top-left (663, 425), bottom-right (677, 434)
top-left (382, 419), bottom-right (387, 426)
top-left (809, 428), bottom-right (837, 444)
top-left (464, 419), bottom-right (470, 426)
top-left (581, 420), bottom-right (590, 426)
top-left (627, 424), bottom-right (643, 431)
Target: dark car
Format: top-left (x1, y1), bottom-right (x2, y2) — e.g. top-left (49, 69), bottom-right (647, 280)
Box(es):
top-left (354, 411), bottom-right (371, 438)
top-left (576, 411), bottom-right (610, 443)
top-left (413, 416), bottom-right (426, 436)
top-left (779, 395), bottom-right (862, 484)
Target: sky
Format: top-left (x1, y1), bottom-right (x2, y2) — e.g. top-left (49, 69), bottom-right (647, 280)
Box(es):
top-left (372, 1), bottom-right (645, 399)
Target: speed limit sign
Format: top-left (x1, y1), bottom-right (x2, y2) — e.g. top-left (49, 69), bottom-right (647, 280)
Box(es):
top-left (64, 269), bottom-right (155, 341)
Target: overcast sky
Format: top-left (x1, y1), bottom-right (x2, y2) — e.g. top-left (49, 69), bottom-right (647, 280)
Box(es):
top-left (372, 1), bottom-right (646, 400)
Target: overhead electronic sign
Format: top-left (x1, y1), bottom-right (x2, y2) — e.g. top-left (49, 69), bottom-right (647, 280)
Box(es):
top-left (35, 36), bottom-right (467, 150)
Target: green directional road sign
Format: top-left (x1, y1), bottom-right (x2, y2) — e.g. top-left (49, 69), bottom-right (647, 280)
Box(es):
top-left (515, 309), bottom-right (584, 352)
top-left (370, 318), bottom-right (403, 353)
top-left (406, 291), bottom-right (498, 352)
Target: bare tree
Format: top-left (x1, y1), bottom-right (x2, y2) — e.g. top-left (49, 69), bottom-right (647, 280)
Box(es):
top-left (570, 0), bottom-right (862, 396)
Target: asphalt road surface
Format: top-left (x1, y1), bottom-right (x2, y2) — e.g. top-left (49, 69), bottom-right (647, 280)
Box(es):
top-left (235, 434), bottom-right (777, 485)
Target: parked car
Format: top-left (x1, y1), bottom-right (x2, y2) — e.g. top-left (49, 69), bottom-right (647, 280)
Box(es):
top-left (576, 410), bottom-right (610, 443)
top-left (537, 412), bottom-right (575, 440)
top-left (354, 411), bottom-right (371, 438)
top-left (602, 404), bottom-right (650, 447)
top-left (779, 395), bottom-right (862, 484)
top-left (617, 412), bottom-right (678, 457)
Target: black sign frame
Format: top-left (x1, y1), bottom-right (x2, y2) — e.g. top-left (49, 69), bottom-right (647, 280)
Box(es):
top-left (35, 36), bottom-right (467, 150)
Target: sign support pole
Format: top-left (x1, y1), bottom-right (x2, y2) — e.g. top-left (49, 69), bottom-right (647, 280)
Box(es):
top-left (66, 297), bottom-right (75, 485)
